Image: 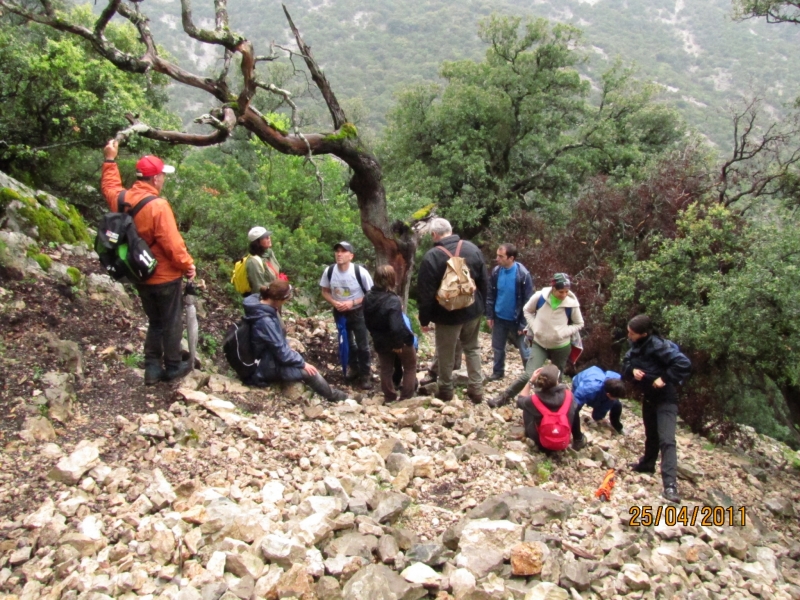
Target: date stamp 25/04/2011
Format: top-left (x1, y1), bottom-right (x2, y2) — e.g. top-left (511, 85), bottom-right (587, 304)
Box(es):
top-left (629, 505), bottom-right (747, 527)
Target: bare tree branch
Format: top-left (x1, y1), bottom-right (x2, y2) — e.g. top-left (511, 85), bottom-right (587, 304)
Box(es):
top-left (179, 0), bottom-right (243, 50)
top-left (115, 110), bottom-right (236, 146)
top-left (94, 0), bottom-right (122, 37)
top-left (283, 4), bottom-right (347, 130)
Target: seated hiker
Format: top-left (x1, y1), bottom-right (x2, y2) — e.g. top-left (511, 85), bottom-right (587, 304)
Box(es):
top-left (244, 281), bottom-right (347, 402)
top-left (517, 364), bottom-right (579, 452)
top-left (363, 265), bottom-right (418, 403)
top-left (570, 366), bottom-right (626, 448)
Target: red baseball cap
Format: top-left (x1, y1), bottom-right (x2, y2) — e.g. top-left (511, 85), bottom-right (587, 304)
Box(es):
top-left (135, 155), bottom-right (175, 177)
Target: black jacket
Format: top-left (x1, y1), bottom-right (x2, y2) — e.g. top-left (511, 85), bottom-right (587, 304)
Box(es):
top-left (622, 335), bottom-right (691, 400)
top-left (417, 234), bottom-right (489, 327)
top-left (363, 287), bottom-right (414, 354)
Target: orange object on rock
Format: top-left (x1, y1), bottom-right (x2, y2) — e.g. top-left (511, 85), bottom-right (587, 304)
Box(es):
top-left (595, 468), bottom-right (616, 502)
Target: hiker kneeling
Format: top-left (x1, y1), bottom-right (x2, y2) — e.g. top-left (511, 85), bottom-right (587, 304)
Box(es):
top-left (518, 364), bottom-right (579, 452)
top-left (244, 281), bottom-right (347, 402)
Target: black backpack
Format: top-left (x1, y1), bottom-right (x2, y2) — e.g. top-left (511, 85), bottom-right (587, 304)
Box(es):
top-left (223, 319), bottom-right (259, 381)
top-left (95, 191), bottom-right (158, 283)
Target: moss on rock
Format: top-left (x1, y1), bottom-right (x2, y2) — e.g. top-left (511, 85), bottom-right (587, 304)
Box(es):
top-left (66, 266), bottom-right (82, 285)
top-left (15, 196), bottom-right (90, 245)
top-left (31, 252), bottom-right (52, 271)
top-left (0, 187), bottom-right (22, 213)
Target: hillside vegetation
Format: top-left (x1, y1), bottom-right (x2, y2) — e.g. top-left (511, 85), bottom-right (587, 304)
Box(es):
top-left (135, 0), bottom-right (800, 146)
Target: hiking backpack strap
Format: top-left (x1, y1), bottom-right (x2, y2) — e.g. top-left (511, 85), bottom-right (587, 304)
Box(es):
top-left (116, 190), bottom-right (128, 213)
top-left (435, 240), bottom-right (463, 259)
top-left (530, 389), bottom-right (573, 416)
top-left (127, 195), bottom-right (158, 218)
top-left (328, 263), bottom-right (368, 294)
top-left (354, 263), bottom-right (368, 294)
top-left (535, 293), bottom-right (573, 324)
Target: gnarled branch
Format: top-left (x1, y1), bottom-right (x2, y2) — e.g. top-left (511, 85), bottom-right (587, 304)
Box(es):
top-left (283, 4), bottom-right (347, 130)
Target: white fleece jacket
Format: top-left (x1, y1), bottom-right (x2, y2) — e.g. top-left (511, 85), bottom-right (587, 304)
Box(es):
top-left (523, 287), bottom-right (584, 349)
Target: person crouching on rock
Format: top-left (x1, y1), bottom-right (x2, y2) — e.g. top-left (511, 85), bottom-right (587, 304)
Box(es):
top-left (363, 265), bottom-right (418, 403)
top-left (244, 281), bottom-right (347, 402)
top-left (517, 364), bottom-right (580, 453)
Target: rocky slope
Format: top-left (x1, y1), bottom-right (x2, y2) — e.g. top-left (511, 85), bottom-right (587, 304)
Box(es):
top-left (1, 175), bottom-right (800, 600)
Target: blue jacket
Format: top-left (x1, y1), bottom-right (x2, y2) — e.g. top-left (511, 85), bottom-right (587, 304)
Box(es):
top-left (243, 294), bottom-right (304, 382)
top-left (572, 366), bottom-right (621, 408)
top-left (486, 262), bottom-right (534, 330)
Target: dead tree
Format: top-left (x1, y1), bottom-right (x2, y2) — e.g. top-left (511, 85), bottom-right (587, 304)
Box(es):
top-left (0, 0), bottom-right (421, 297)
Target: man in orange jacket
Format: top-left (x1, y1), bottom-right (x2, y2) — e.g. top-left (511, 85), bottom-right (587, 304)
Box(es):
top-left (101, 139), bottom-right (196, 385)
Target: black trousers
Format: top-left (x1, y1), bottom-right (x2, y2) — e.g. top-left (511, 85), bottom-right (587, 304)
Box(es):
top-left (334, 307), bottom-right (371, 375)
top-left (639, 391), bottom-right (679, 488)
top-left (136, 278), bottom-right (183, 369)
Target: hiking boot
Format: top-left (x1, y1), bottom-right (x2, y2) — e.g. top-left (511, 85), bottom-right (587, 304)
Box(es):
top-left (662, 485), bottom-right (681, 504)
top-left (420, 372), bottom-right (438, 386)
top-left (164, 361), bottom-right (192, 382)
top-left (487, 393), bottom-right (511, 409)
top-left (328, 389), bottom-right (348, 402)
top-left (487, 372), bottom-right (504, 382)
top-left (435, 388), bottom-right (454, 402)
top-left (631, 461), bottom-right (656, 474)
top-left (345, 369), bottom-right (361, 382)
top-left (612, 422), bottom-right (625, 435)
top-left (358, 376), bottom-right (373, 391)
top-left (144, 365), bottom-right (166, 386)
top-left (572, 435), bottom-right (587, 451)
top-left (466, 391), bottom-right (484, 404)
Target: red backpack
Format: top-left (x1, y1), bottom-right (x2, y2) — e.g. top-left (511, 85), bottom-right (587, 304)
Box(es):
top-left (530, 389), bottom-right (573, 451)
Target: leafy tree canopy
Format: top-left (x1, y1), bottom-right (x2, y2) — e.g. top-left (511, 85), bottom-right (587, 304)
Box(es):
top-left (608, 203), bottom-right (800, 444)
top-left (380, 14), bottom-right (684, 234)
top-left (0, 9), bottom-right (179, 209)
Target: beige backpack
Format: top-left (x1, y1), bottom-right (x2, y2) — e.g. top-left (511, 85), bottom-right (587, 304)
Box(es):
top-left (435, 240), bottom-right (477, 311)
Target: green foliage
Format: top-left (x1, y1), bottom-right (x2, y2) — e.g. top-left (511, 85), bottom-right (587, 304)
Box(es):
top-left (0, 11), bottom-right (180, 212)
top-left (169, 139), bottom-right (368, 287)
top-left (608, 204), bottom-right (800, 444)
top-left (535, 458), bottom-right (553, 482)
top-left (122, 353), bottom-right (143, 369)
top-left (37, 404), bottom-right (49, 418)
top-left (263, 112), bottom-right (291, 135)
top-left (199, 333), bottom-right (219, 357)
top-left (381, 15), bottom-right (683, 233)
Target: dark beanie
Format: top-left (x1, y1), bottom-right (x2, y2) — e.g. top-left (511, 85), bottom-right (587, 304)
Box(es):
top-left (552, 273), bottom-right (571, 290)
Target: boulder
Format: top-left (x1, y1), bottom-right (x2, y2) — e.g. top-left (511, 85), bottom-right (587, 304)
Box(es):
top-left (49, 441), bottom-right (100, 485)
top-left (401, 562), bottom-right (440, 587)
top-left (342, 564), bottom-right (426, 600)
top-left (19, 416), bottom-right (57, 443)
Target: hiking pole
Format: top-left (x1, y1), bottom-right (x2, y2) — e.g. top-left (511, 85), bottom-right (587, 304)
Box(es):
top-left (184, 281), bottom-right (198, 371)
top-left (595, 468), bottom-right (616, 502)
